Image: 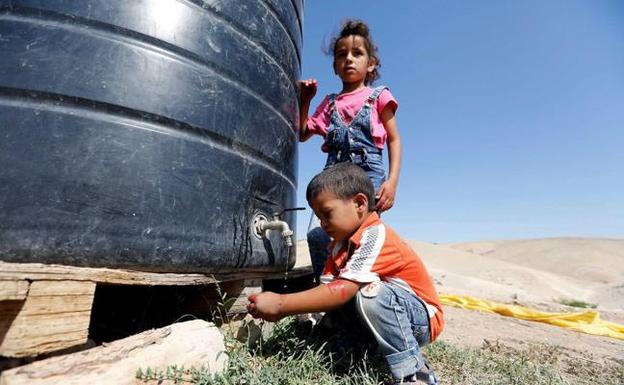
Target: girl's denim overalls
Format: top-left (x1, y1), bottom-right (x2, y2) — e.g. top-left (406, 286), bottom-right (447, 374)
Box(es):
top-left (307, 86), bottom-right (388, 281)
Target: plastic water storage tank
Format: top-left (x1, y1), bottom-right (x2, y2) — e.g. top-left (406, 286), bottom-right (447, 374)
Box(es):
top-left (0, 1), bottom-right (302, 273)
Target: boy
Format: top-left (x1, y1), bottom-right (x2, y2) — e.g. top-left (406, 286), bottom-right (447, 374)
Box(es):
top-left (247, 163), bottom-right (443, 385)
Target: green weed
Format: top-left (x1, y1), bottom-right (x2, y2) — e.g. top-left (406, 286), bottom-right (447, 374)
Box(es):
top-left (555, 298), bottom-right (598, 309)
top-left (137, 317), bottom-right (623, 385)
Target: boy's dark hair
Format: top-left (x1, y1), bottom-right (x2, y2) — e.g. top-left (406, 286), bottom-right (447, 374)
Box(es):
top-left (306, 163), bottom-right (376, 211)
top-left (328, 19), bottom-right (380, 85)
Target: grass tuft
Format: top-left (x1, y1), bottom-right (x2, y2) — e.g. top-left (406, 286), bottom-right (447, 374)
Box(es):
top-left (137, 317), bottom-right (623, 385)
top-left (555, 298), bottom-right (598, 309)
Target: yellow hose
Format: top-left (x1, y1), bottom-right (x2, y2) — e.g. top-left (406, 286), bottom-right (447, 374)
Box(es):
top-left (440, 294), bottom-right (624, 340)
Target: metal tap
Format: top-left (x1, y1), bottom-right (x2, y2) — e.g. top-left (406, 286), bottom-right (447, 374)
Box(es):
top-left (252, 208), bottom-right (304, 247)
top-left (256, 216), bottom-right (294, 247)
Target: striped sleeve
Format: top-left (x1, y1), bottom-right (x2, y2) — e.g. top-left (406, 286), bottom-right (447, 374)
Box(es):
top-left (339, 224), bottom-right (385, 283)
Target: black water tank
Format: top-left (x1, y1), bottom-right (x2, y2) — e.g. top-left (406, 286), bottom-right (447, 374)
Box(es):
top-left (0, 0), bottom-right (302, 273)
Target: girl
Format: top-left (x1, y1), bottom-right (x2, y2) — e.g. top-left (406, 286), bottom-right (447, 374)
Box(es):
top-left (299, 20), bottom-right (402, 281)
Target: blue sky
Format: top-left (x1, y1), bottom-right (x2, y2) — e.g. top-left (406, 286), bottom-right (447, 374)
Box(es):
top-left (294, 0), bottom-right (624, 243)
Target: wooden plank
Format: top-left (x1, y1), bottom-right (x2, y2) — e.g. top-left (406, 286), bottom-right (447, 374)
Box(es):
top-left (0, 280), bottom-right (96, 358)
top-left (0, 281), bottom-right (29, 301)
top-left (0, 261), bottom-right (310, 286)
top-left (0, 320), bottom-right (227, 385)
top-left (0, 261), bottom-right (221, 285)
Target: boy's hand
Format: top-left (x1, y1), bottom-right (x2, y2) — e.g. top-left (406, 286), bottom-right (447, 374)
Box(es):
top-left (247, 291), bottom-right (285, 322)
top-left (299, 79), bottom-right (317, 105)
top-left (375, 180), bottom-right (397, 213)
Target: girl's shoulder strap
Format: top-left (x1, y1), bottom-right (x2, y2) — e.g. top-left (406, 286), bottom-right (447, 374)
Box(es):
top-left (328, 93), bottom-right (337, 111)
top-left (367, 86), bottom-right (389, 104)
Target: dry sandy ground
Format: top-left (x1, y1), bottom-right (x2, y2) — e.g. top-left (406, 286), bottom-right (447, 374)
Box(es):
top-left (296, 237), bottom-right (624, 363)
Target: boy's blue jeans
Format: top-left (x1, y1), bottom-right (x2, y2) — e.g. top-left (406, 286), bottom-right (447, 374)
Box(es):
top-left (323, 281), bottom-right (432, 381)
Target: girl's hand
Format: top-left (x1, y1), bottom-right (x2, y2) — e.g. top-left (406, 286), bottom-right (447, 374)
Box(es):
top-left (375, 180), bottom-right (397, 213)
top-left (247, 292), bottom-right (285, 322)
top-left (299, 79), bottom-right (318, 105)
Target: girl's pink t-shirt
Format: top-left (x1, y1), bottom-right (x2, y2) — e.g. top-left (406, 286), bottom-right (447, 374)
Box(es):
top-left (307, 86), bottom-right (398, 152)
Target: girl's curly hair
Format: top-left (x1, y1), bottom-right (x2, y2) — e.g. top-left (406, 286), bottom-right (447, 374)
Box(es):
top-left (327, 19), bottom-right (380, 85)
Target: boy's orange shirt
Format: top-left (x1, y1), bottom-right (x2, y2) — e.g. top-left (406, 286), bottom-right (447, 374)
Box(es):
top-left (320, 212), bottom-right (444, 341)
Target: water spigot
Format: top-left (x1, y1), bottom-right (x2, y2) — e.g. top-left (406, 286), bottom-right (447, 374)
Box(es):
top-left (257, 218), bottom-right (293, 246)
top-left (252, 208), bottom-right (304, 247)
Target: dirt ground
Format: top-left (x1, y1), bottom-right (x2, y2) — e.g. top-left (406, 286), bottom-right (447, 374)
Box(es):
top-left (439, 305), bottom-right (624, 365)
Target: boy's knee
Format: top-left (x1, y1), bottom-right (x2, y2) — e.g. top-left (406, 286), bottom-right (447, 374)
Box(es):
top-left (355, 283), bottom-right (385, 319)
top-left (355, 291), bottom-right (373, 317)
